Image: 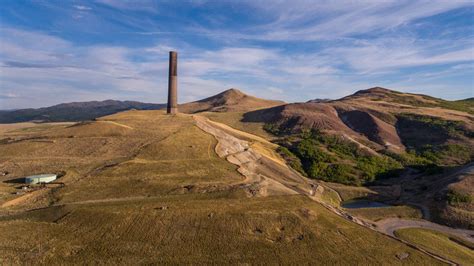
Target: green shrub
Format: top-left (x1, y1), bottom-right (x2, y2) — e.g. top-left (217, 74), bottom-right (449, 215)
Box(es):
top-left (414, 143), bottom-right (472, 166)
top-left (324, 164), bottom-right (354, 184)
top-left (356, 156), bottom-right (402, 182)
top-left (439, 144), bottom-right (472, 163)
top-left (384, 150), bottom-right (431, 166)
top-left (308, 161), bottom-right (329, 178)
top-left (276, 146), bottom-right (305, 175)
top-left (263, 123), bottom-right (281, 135)
top-left (397, 113), bottom-right (469, 138)
top-left (295, 139), bottom-right (335, 163)
top-left (286, 130), bottom-right (401, 185)
top-left (308, 162), bottom-right (355, 185)
top-left (447, 190), bottom-right (472, 205)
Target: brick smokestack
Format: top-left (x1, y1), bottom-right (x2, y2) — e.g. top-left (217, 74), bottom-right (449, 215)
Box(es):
top-left (167, 51), bottom-right (178, 114)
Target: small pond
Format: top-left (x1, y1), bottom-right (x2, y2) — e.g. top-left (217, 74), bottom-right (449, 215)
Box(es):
top-left (342, 200), bottom-right (391, 209)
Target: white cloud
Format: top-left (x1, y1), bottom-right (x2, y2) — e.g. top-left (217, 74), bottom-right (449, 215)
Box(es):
top-left (96, 0), bottom-right (160, 12)
top-left (1, 18), bottom-right (473, 109)
top-left (195, 0), bottom-right (472, 42)
top-left (74, 5), bottom-right (92, 11)
top-left (321, 38), bottom-right (474, 73)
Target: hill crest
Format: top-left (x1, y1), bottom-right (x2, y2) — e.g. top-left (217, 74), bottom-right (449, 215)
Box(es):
top-left (0, 100), bottom-right (165, 123)
top-left (179, 88), bottom-right (285, 113)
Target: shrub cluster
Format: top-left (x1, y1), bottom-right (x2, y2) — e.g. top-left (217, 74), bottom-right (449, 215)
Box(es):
top-left (283, 129), bottom-right (403, 185)
top-left (447, 190), bottom-right (473, 205)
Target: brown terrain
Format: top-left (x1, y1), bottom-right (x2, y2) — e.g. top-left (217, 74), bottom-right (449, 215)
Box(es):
top-left (179, 88), bottom-right (285, 113)
top-left (184, 87), bottom-right (473, 230)
top-left (0, 87), bottom-right (472, 264)
top-left (244, 87), bottom-right (473, 154)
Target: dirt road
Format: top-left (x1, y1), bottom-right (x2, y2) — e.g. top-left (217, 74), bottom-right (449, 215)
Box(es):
top-left (376, 218), bottom-right (474, 242)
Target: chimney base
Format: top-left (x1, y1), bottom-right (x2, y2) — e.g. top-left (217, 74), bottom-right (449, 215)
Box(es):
top-left (167, 107), bottom-right (178, 114)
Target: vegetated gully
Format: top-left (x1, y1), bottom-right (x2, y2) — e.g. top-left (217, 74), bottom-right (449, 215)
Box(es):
top-left (193, 115), bottom-right (474, 265)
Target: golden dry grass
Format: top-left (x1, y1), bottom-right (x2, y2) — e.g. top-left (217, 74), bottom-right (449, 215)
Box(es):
top-left (395, 228), bottom-right (474, 265)
top-left (0, 111), bottom-right (443, 264)
top-left (347, 205), bottom-right (423, 221)
top-left (201, 111), bottom-right (274, 139)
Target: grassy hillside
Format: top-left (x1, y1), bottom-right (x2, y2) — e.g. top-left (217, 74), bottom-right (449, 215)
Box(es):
top-left (192, 88), bottom-right (473, 231)
top-left (0, 111), bottom-right (440, 264)
top-left (395, 228), bottom-right (474, 265)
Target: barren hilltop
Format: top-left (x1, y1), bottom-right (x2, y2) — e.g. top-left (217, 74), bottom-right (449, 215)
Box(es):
top-left (0, 87), bottom-right (473, 264)
top-left (180, 88), bottom-right (285, 113)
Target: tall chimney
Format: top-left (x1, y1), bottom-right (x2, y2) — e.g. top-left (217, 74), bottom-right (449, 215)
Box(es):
top-left (167, 51), bottom-right (178, 114)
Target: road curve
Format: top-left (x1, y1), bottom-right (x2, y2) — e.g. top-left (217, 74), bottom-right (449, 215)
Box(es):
top-left (375, 218), bottom-right (474, 243)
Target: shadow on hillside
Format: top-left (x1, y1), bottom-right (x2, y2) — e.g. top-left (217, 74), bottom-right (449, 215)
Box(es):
top-left (242, 106), bottom-right (283, 123)
top-left (3, 177), bottom-right (25, 184)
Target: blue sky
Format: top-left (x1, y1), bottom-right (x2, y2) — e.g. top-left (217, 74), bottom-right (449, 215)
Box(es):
top-left (0, 0), bottom-right (473, 109)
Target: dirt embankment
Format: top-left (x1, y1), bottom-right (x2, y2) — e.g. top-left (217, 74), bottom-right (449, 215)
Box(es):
top-left (193, 115), bottom-right (372, 226)
top-left (194, 115), bottom-right (307, 197)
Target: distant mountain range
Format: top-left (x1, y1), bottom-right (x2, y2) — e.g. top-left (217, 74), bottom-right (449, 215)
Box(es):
top-left (0, 100), bottom-right (166, 123)
top-left (1, 87), bottom-right (472, 125)
top-left (0, 88), bottom-right (285, 123)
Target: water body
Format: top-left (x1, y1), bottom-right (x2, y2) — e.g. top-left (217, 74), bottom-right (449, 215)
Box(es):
top-left (342, 200), bottom-right (390, 209)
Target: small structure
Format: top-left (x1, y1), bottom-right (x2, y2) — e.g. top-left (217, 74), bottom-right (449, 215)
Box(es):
top-left (25, 174), bottom-right (57, 184)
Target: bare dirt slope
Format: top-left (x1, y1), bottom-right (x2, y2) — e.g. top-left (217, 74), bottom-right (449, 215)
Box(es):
top-left (0, 110), bottom-right (440, 264)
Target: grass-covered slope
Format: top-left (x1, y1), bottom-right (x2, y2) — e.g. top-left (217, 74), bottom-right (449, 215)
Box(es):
top-left (0, 110), bottom-right (440, 264)
top-left (395, 228), bottom-right (474, 265)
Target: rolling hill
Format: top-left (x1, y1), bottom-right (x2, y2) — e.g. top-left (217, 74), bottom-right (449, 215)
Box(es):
top-left (0, 100), bottom-right (165, 123)
top-left (244, 87), bottom-right (473, 180)
top-left (0, 110), bottom-right (443, 264)
top-left (0, 87), bottom-right (473, 264)
top-left (239, 87), bottom-right (473, 228)
top-left (179, 88), bottom-right (285, 113)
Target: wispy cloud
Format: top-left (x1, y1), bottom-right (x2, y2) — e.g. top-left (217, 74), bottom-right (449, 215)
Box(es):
top-left (0, 1), bottom-right (473, 109)
top-left (203, 0), bottom-right (473, 41)
top-left (320, 37), bottom-right (474, 73)
top-left (73, 5), bottom-right (92, 11)
top-left (0, 92), bottom-right (19, 99)
top-left (1, 24), bottom-right (473, 109)
top-left (96, 0), bottom-right (160, 13)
